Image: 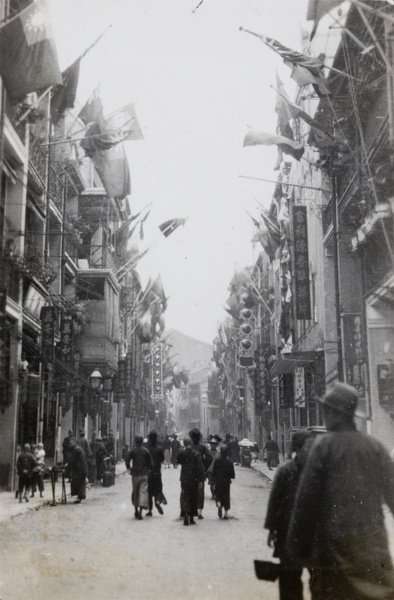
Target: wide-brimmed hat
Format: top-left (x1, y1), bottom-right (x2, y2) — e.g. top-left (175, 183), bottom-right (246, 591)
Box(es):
top-left (317, 382), bottom-right (359, 417)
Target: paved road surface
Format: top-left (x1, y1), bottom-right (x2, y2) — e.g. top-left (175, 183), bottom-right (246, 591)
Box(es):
top-left (0, 464), bottom-right (285, 600)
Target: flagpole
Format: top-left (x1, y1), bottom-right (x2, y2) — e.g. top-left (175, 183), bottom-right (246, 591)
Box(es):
top-left (0, 0), bottom-right (33, 29)
top-left (116, 217), bottom-right (187, 278)
top-left (239, 174), bottom-right (330, 192)
top-left (15, 87), bottom-right (53, 126)
top-left (40, 126), bottom-right (137, 146)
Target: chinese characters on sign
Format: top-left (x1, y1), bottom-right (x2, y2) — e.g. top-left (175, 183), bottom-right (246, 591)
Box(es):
top-left (293, 206), bottom-right (311, 320)
top-left (343, 314), bottom-right (365, 395)
top-left (294, 366), bottom-right (305, 407)
top-left (60, 317), bottom-right (73, 363)
top-left (40, 306), bottom-right (56, 366)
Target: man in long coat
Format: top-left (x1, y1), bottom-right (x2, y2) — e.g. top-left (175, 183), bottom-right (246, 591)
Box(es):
top-left (170, 435), bottom-right (181, 468)
top-left (16, 444), bottom-right (37, 503)
top-left (65, 437), bottom-right (87, 503)
top-left (264, 430), bottom-right (312, 600)
top-left (189, 427), bottom-right (212, 519)
top-left (264, 436), bottom-right (280, 470)
top-left (146, 430), bottom-right (165, 516)
top-left (287, 382), bottom-right (394, 600)
top-left (176, 437), bottom-right (204, 526)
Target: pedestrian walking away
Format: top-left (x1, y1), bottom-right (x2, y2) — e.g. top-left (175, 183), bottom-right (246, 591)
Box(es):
top-left (95, 437), bottom-right (112, 484)
top-left (189, 427), bottom-right (212, 519)
top-left (62, 430), bottom-right (74, 465)
top-left (264, 436), bottom-right (280, 470)
top-left (228, 436), bottom-right (240, 465)
top-left (146, 430), bottom-right (166, 516)
top-left (212, 444), bottom-right (235, 520)
top-left (163, 434), bottom-right (172, 468)
top-left (264, 429), bottom-right (312, 600)
top-left (170, 434), bottom-right (181, 468)
top-left (287, 382), bottom-right (394, 600)
top-left (16, 443), bottom-right (37, 503)
top-left (76, 428), bottom-right (93, 466)
top-left (64, 437), bottom-right (88, 503)
top-left (125, 435), bottom-right (154, 520)
top-left (176, 437), bottom-right (205, 526)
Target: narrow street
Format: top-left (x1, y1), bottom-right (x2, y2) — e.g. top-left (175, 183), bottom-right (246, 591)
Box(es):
top-left (0, 465), bottom-right (285, 600)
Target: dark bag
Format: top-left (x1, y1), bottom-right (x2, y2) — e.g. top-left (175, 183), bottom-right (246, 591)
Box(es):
top-left (254, 560), bottom-right (281, 581)
top-left (102, 471), bottom-right (115, 487)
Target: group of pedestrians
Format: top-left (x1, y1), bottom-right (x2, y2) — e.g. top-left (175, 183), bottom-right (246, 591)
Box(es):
top-left (263, 382), bottom-right (394, 600)
top-left (125, 427), bottom-right (236, 525)
top-left (16, 442), bottom-right (46, 502)
top-left (162, 434), bottom-right (181, 468)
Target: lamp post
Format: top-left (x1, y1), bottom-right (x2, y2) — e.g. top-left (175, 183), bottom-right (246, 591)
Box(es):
top-left (89, 369), bottom-right (102, 483)
top-left (155, 408), bottom-right (160, 433)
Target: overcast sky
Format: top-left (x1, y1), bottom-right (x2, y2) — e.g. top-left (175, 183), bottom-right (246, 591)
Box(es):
top-left (51, 0), bottom-right (311, 344)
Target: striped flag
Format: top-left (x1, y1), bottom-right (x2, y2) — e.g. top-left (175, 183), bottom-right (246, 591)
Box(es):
top-left (240, 27), bottom-right (330, 96)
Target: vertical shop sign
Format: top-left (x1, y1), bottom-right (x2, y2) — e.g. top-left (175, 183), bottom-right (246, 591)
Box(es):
top-left (293, 206), bottom-right (311, 320)
top-left (41, 306), bottom-right (56, 365)
top-left (0, 289), bottom-right (9, 404)
top-left (294, 367), bottom-right (305, 407)
top-left (114, 359), bottom-right (125, 403)
top-left (279, 373), bottom-right (294, 408)
top-left (343, 314), bottom-right (365, 394)
top-left (60, 317), bottom-right (73, 363)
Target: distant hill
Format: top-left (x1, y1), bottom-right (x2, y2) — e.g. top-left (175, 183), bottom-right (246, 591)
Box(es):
top-left (161, 329), bottom-right (213, 374)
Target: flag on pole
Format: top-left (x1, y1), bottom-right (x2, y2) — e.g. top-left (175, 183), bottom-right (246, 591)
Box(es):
top-left (260, 208), bottom-right (281, 245)
top-left (256, 228), bottom-right (280, 262)
top-left (243, 130), bottom-right (304, 161)
top-left (80, 104), bottom-right (144, 154)
top-left (159, 218), bottom-right (187, 237)
top-left (139, 209), bottom-right (151, 240)
top-left (275, 86), bottom-right (338, 147)
top-left (0, 0), bottom-right (62, 98)
top-left (105, 104), bottom-right (144, 141)
top-left (275, 73), bottom-right (294, 139)
top-left (78, 86), bottom-right (104, 125)
top-left (50, 59), bottom-right (81, 124)
top-left (89, 143), bottom-right (131, 199)
top-left (240, 27), bottom-right (330, 96)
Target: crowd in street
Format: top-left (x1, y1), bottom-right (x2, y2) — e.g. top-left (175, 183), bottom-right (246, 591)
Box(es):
top-left (124, 428), bottom-right (239, 524)
top-left (16, 442), bottom-right (46, 502)
top-left (15, 383), bottom-right (394, 599)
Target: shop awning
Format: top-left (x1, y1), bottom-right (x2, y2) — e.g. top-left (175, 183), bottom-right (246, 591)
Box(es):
top-left (270, 352), bottom-right (317, 376)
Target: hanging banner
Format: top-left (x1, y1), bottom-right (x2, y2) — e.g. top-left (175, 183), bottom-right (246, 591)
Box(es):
top-left (294, 367), bottom-right (305, 407)
top-left (0, 289), bottom-right (10, 407)
top-left (343, 313), bottom-right (365, 395)
top-left (293, 206), bottom-right (311, 320)
top-left (151, 343), bottom-right (163, 402)
top-left (59, 317), bottom-right (73, 363)
top-left (114, 359), bottom-right (125, 403)
top-left (41, 306), bottom-right (56, 365)
top-left (279, 373), bottom-right (294, 408)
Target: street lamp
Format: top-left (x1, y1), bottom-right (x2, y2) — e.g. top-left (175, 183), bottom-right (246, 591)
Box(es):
top-left (90, 369), bottom-right (103, 391)
top-left (89, 369), bottom-right (102, 484)
top-left (155, 408), bottom-right (160, 431)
